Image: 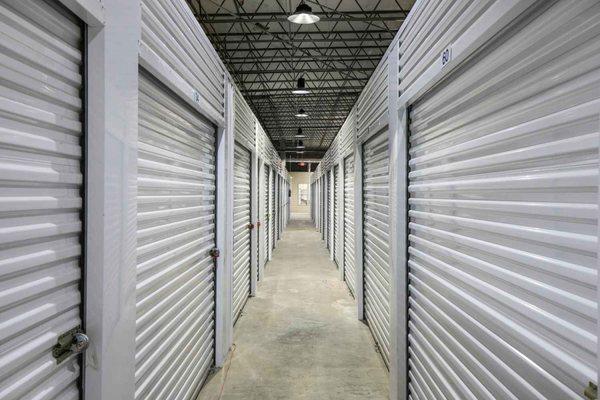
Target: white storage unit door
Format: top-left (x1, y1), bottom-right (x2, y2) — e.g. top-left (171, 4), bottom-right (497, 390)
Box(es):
top-left (362, 130), bottom-right (390, 367)
top-left (333, 165), bottom-right (340, 267)
top-left (263, 166), bottom-right (270, 266)
top-left (343, 155), bottom-right (355, 296)
top-left (406, 2), bottom-right (600, 399)
top-left (232, 143), bottom-right (251, 323)
top-left (136, 72), bottom-right (216, 400)
top-left (0, 1), bottom-right (84, 398)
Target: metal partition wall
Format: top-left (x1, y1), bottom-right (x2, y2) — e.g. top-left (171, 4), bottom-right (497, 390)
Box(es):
top-left (343, 155), bottom-right (356, 296)
top-left (232, 143), bottom-right (251, 323)
top-left (0, 1), bottom-right (85, 397)
top-left (362, 129), bottom-right (391, 368)
top-left (406, 2), bottom-right (600, 398)
top-left (270, 170), bottom-right (276, 250)
top-left (136, 72), bottom-right (217, 399)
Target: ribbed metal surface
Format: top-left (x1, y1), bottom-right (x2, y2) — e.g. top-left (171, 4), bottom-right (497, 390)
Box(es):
top-left (232, 143), bottom-right (251, 323)
top-left (136, 72), bottom-right (216, 400)
top-left (263, 166), bottom-right (270, 267)
top-left (271, 172), bottom-right (276, 250)
top-left (357, 57), bottom-right (389, 143)
top-left (141, 0), bottom-right (225, 117)
top-left (233, 89), bottom-right (255, 152)
top-left (362, 130), bottom-right (390, 367)
top-left (343, 155), bottom-right (355, 296)
top-left (333, 165), bottom-right (340, 267)
top-left (407, 2), bottom-right (600, 399)
top-left (326, 173), bottom-right (331, 249)
top-left (0, 1), bottom-right (83, 398)
top-left (399, 0), bottom-right (494, 95)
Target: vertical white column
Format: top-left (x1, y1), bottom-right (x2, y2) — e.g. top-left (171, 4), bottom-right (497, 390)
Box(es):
top-left (354, 141), bottom-right (364, 320)
top-left (215, 80), bottom-right (234, 367)
top-left (387, 40), bottom-right (407, 400)
top-left (250, 142), bottom-right (259, 296)
top-left (329, 170), bottom-right (335, 261)
top-left (85, 1), bottom-right (139, 398)
top-left (268, 167), bottom-right (273, 261)
top-left (339, 162), bottom-right (346, 280)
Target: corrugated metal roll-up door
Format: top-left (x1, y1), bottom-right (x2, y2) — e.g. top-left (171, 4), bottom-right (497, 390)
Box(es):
top-left (343, 155), bottom-right (355, 296)
top-left (232, 143), bottom-right (251, 323)
top-left (333, 165), bottom-right (340, 267)
top-left (136, 72), bottom-right (216, 400)
top-left (362, 130), bottom-right (390, 367)
top-left (407, 2), bottom-right (600, 399)
top-left (0, 1), bottom-right (84, 398)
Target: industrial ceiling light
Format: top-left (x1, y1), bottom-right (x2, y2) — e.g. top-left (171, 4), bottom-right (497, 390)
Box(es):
top-left (292, 77), bottom-right (310, 95)
top-left (295, 108), bottom-right (308, 118)
top-left (295, 127), bottom-right (306, 138)
top-left (288, 1), bottom-right (320, 25)
top-left (297, 140), bottom-right (305, 149)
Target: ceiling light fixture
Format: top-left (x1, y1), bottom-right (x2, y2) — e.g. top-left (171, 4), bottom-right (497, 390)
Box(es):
top-left (297, 140), bottom-right (305, 149)
top-left (292, 77), bottom-right (310, 95)
top-left (295, 108), bottom-right (308, 118)
top-left (288, 1), bottom-right (320, 25)
top-left (295, 127), bottom-right (306, 138)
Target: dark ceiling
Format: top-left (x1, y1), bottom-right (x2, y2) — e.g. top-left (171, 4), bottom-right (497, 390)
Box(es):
top-left (189, 0), bottom-right (414, 159)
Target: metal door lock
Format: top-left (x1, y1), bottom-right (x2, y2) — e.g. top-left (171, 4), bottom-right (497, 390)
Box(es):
top-left (585, 382), bottom-right (598, 400)
top-left (210, 248), bottom-right (220, 259)
top-left (256, 221), bottom-right (261, 228)
top-left (247, 223), bottom-right (255, 230)
top-left (52, 326), bottom-right (89, 364)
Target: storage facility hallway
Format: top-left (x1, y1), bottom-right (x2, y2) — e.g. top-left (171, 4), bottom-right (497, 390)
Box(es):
top-left (198, 218), bottom-right (388, 400)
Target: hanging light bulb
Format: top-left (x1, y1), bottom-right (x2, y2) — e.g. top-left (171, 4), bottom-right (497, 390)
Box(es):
top-left (288, 1), bottom-right (320, 24)
top-left (295, 108), bottom-right (308, 118)
top-left (292, 77), bottom-right (310, 95)
top-left (297, 140), bottom-right (305, 149)
top-left (295, 127), bottom-right (306, 138)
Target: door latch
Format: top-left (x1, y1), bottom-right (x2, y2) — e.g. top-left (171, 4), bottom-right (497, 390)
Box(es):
top-left (256, 221), bottom-right (261, 228)
top-left (247, 223), bottom-right (255, 230)
top-left (210, 248), bottom-right (220, 260)
top-left (585, 382), bottom-right (598, 400)
top-left (52, 326), bottom-right (89, 364)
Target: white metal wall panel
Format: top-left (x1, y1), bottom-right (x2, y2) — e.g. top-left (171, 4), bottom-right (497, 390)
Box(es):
top-left (362, 130), bottom-right (390, 367)
top-left (233, 89), bottom-right (255, 152)
top-left (407, 2), bottom-right (600, 399)
top-left (333, 165), bottom-right (340, 267)
top-left (232, 143), bottom-right (251, 323)
top-left (398, 0), bottom-right (495, 95)
top-left (141, 0), bottom-right (225, 118)
top-left (343, 155), bottom-right (356, 296)
top-left (0, 1), bottom-right (84, 398)
top-left (357, 57), bottom-right (389, 144)
top-left (136, 72), bottom-right (216, 400)
top-left (326, 173), bottom-right (331, 249)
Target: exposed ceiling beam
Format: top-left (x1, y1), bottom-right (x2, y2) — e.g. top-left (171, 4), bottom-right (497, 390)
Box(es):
top-left (206, 29), bottom-right (393, 37)
top-left (223, 45), bottom-right (388, 51)
top-left (235, 67), bottom-right (373, 74)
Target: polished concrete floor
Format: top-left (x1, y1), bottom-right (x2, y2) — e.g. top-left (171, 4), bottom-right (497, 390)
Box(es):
top-left (197, 219), bottom-right (388, 400)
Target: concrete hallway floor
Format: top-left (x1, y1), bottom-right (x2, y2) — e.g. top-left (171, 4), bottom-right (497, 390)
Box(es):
top-left (197, 219), bottom-right (389, 400)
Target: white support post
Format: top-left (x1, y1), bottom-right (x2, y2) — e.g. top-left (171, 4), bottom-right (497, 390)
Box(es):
top-left (339, 162), bottom-right (346, 281)
top-left (329, 170), bottom-right (335, 261)
top-left (215, 80), bottom-right (234, 367)
top-left (84, 0), bottom-right (139, 399)
top-left (250, 151), bottom-right (259, 296)
top-left (268, 167), bottom-right (273, 261)
top-left (354, 142), bottom-right (365, 320)
top-left (387, 41), bottom-right (407, 400)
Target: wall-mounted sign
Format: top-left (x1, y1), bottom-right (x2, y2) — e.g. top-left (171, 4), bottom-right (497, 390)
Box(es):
top-left (441, 46), bottom-right (452, 67)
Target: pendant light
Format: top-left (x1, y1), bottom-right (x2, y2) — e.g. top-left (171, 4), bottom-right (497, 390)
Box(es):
top-left (292, 77), bottom-right (310, 95)
top-left (295, 108), bottom-right (308, 118)
top-left (297, 140), bottom-right (305, 149)
top-left (288, 1), bottom-right (320, 25)
top-left (295, 127), bottom-right (306, 138)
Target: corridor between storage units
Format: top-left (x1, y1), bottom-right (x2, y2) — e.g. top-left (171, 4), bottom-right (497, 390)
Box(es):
top-left (197, 219), bottom-right (389, 400)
